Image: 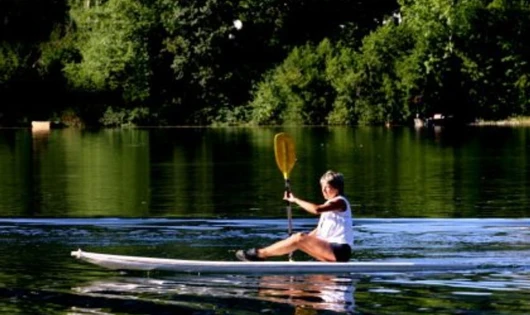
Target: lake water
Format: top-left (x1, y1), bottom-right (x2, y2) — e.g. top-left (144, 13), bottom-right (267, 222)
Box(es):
top-left (0, 126), bottom-right (529, 314)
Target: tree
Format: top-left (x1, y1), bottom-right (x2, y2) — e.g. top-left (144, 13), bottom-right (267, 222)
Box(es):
top-left (0, 0), bottom-right (69, 123)
top-left (65, 0), bottom-right (156, 103)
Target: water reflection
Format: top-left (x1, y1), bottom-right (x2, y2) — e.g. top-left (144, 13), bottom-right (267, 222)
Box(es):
top-left (69, 270), bottom-right (530, 314)
top-left (258, 275), bottom-right (355, 313)
top-left (73, 274), bottom-right (356, 314)
top-left (1, 127), bottom-right (530, 218)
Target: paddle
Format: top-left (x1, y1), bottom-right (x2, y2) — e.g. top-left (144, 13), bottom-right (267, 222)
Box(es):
top-left (274, 132), bottom-right (296, 261)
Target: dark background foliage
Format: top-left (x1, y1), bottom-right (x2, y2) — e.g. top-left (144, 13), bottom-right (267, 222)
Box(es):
top-left (1, 0), bottom-right (528, 126)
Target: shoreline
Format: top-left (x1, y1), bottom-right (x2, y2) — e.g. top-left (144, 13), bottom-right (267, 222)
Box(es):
top-left (470, 117), bottom-right (530, 126)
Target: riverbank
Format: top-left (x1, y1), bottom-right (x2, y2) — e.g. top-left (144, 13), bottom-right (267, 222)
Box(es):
top-left (471, 116), bottom-right (530, 126)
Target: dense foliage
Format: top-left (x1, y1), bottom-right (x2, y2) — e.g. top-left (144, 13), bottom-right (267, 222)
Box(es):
top-left (0, 0), bottom-right (529, 126)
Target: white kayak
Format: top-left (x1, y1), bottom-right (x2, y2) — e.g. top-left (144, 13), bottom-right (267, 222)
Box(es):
top-left (71, 249), bottom-right (478, 274)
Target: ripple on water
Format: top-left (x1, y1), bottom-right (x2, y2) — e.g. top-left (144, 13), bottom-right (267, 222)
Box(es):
top-left (1, 218), bottom-right (530, 314)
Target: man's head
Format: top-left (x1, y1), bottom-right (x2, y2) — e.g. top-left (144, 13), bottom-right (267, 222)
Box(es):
top-left (320, 170), bottom-right (344, 196)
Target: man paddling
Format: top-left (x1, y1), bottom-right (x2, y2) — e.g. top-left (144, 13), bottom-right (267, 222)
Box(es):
top-left (236, 170), bottom-right (353, 262)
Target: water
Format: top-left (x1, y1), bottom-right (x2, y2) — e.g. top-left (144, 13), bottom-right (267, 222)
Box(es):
top-left (0, 218), bottom-right (529, 314)
top-left (0, 126), bottom-right (529, 314)
top-left (2, 127), bottom-right (530, 218)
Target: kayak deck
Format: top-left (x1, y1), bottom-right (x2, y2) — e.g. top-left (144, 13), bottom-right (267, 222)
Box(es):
top-left (71, 249), bottom-right (477, 274)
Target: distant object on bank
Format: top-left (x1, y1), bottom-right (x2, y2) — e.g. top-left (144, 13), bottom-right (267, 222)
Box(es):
top-left (427, 113), bottom-right (454, 127)
top-left (414, 113), bottom-right (455, 128)
top-left (31, 121), bottom-right (51, 133)
top-left (414, 114), bottom-right (424, 128)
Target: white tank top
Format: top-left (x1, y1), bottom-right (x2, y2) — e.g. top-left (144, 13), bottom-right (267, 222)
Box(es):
top-left (316, 195), bottom-right (353, 246)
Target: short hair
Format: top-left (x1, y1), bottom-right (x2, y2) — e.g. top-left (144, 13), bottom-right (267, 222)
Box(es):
top-left (320, 170), bottom-right (344, 195)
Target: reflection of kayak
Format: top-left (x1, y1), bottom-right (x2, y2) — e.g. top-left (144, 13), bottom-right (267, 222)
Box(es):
top-left (258, 274), bottom-right (356, 313)
top-left (73, 275), bottom-right (356, 313)
top-left (71, 249), bottom-right (477, 274)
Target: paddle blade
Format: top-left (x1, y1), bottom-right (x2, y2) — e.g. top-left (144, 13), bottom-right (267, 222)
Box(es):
top-left (274, 133), bottom-right (296, 180)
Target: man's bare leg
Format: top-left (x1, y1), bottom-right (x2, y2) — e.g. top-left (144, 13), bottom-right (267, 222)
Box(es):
top-left (258, 233), bottom-right (336, 262)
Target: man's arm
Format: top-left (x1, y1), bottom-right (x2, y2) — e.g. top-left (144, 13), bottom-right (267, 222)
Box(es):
top-left (308, 228), bottom-right (318, 236)
top-left (284, 192), bottom-right (346, 214)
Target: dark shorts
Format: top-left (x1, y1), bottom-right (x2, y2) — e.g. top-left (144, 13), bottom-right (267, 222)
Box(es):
top-left (330, 243), bottom-right (352, 262)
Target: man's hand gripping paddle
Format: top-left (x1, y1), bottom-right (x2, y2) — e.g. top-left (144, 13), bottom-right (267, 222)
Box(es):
top-left (274, 133), bottom-right (296, 261)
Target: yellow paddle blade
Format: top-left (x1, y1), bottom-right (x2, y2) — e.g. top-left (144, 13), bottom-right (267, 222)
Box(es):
top-left (274, 133), bottom-right (296, 180)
